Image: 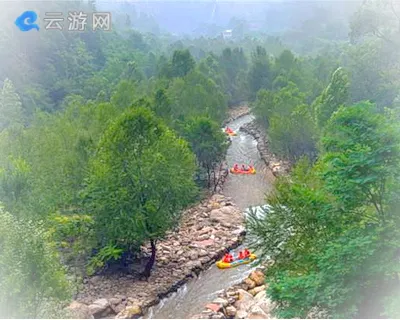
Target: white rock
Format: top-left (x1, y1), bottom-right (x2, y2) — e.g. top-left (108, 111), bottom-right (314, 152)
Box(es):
top-left (198, 249), bottom-right (208, 257)
top-left (248, 305), bottom-right (269, 319)
top-left (234, 289), bottom-right (255, 312)
top-left (235, 310), bottom-right (248, 319)
top-left (109, 297), bottom-right (122, 305)
top-left (225, 305), bottom-right (237, 317)
top-left (66, 301), bottom-right (93, 319)
top-left (212, 297), bottom-right (229, 307)
top-left (254, 290), bottom-right (267, 301)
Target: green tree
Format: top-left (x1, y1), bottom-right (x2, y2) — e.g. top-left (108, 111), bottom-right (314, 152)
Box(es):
top-left (110, 80), bottom-right (138, 110)
top-left (85, 108), bottom-right (198, 278)
top-left (167, 70), bottom-right (227, 124)
top-left (313, 67), bottom-right (349, 129)
top-left (321, 101), bottom-right (400, 214)
top-left (183, 117), bottom-right (228, 189)
top-left (171, 49), bottom-right (196, 78)
top-left (0, 205), bottom-right (71, 318)
top-left (248, 46), bottom-right (274, 99)
top-left (247, 101), bottom-right (400, 318)
top-left (269, 104), bottom-right (316, 161)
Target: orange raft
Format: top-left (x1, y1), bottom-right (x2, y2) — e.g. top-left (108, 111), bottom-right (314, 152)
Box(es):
top-left (230, 167), bottom-right (256, 174)
top-left (224, 128), bottom-right (237, 136)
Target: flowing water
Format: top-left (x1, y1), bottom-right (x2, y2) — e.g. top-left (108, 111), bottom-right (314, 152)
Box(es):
top-left (146, 114), bottom-right (275, 319)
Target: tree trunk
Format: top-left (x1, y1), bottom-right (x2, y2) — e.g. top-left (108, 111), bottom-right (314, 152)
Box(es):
top-left (141, 239), bottom-right (156, 280)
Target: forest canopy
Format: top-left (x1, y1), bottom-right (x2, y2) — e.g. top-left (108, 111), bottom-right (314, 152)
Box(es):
top-left (1, 0), bottom-right (400, 318)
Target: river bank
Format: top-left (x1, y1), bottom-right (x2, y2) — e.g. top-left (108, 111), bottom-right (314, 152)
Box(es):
top-left (223, 105), bottom-right (251, 126)
top-left (66, 107), bottom-right (252, 320)
top-left (192, 268), bottom-right (276, 319)
top-left (240, 120), bottom-right (291, 177)
top-left (68, 194), bottom-right (246, 319)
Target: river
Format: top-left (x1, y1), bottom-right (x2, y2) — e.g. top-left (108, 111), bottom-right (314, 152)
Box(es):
top-left (146, 114), bottom-right (275, 319)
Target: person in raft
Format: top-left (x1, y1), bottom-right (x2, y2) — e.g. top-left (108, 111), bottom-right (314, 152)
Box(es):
top-left (241, 164), bottom-right (249, 171)
top-left (238, 250), bottom-right (245, 260)
top-left (233, 163), bottom-right (239, 171)
top-left (244, 248), bottom-right (251, 258)
top-left (222, 252), bottom-right (234, 263)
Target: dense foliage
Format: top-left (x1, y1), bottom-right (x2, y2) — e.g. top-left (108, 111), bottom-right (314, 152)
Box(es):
top-left (247, 1), bottom-right (400, 315)
top-left (84, 108), bottom-right (197, 277)
top-left (1, 0), bottom-right (400, 317)
top-left (0, 205), bottom-right (71, 318)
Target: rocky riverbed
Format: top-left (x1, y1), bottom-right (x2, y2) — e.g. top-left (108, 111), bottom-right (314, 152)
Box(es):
top-left (65, 107), bottom-right (259, 320)
top-left (223, 105), bottom-right (250, 126)
top-left (192, 268), bottom-right (276, 319)
top-left (67, 194), bottom-right (247, 319)
top-left (240, 121), bottom-right (290, 177)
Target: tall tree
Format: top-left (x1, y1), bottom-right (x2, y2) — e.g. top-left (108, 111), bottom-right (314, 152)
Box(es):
top-left (183, 117), bottom-right (228, 188)
top-left (248, 46), bottom-right (273, 99)
top-left (313, 67), bottom-right (349, 129)
top-left (171, 49), bottom-right (196, 78)
top-left (85, 108), bottom-right (197, 278)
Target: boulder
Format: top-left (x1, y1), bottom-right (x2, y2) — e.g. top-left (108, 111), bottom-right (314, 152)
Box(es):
top-left (235, 310), bottom-right (248, 319)
top-left (186, 260), bottom-right (202, 270)
top-left (249, 285), bottom-right (266, 296)
top-left (211, 312), bottom-right (226, 319)
top-left (115, 294), bottom-right (127, 301)
top-left (249, 270), bottom-right (265, 286)
top-left (111, 303), bottom-right (126, 314)
top-left (226, 290), bottom-right (238, 297)
top-left (212, 297), bottom-right (229, 307)
top-left (242, 278), bottom-right (256, 290)
top-left (198, 249), bottom-right (208, 257)
top-left (254, 290), bottom-right (267, 302)
top-left (210, 201), bottom-right (221, 209)
top-left (109, 298), bottom-right (122, 306)
top-left (199, 226), bottom-right (213, 235)
top-left (225, 306), bottom-right (237, 318)
top-left (231, 227), bottom-right (245, 235)
top-left (66, 301), bottom-right (94, 319)
top-left (198, 234), bottom-right (211, 241)
top-left (200, 256), bottom-right (211, 264)
top-left (206, 303), bottom-right (223, 313)
top-left (88, 298), bottom-right (110, 317)
top-left (247, 305), bottom-right (268, 319)
top-left (115, 305), bottom-right (142, 319)
top-left (254, 294), bottom-right (275, 315)
top-left (210, 208), bottom-right (239, 225)
top-left (234, 289), bottom-right (255, 312)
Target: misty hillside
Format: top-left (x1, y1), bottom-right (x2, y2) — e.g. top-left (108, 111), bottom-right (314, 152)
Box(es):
top-left (1, 0), bottom-right (400, 319)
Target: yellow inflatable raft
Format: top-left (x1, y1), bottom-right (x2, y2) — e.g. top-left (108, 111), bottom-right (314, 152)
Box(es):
top-left (230, 167), bottom-right (256, 175)
top-left (216, 254), bottom-right (257, 269)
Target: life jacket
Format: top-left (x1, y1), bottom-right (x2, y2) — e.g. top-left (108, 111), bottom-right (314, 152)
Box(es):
top-left (238, 251), bottom-right (245, 260)
top-left (228, 254), bottom-right (234, 262)
top-left (244, 250), bottom-right (250, 258)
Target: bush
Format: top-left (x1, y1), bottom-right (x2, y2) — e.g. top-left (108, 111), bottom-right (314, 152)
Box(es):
top-left (0, 205), bottom-right (71, 318)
